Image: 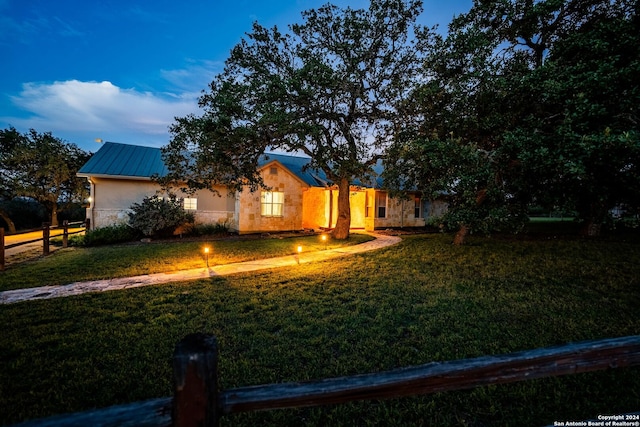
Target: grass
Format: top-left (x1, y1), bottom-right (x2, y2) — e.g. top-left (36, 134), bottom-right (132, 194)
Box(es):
top-left (0, 233), bottom-right (372, 291)
top-left (1, 228), bottom-right (639, 426)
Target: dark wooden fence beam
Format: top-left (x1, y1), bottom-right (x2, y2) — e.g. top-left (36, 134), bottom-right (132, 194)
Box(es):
top-left (219, 335), bottom-right (640, 414)
top-left (9, 335), bottom-right (640, 426)
top-left (62, 220), bottom-right (69, 248)
top-left (172, 333), bottom-right (220, 427)
top-left (42, 223), bottom-right (50, 256)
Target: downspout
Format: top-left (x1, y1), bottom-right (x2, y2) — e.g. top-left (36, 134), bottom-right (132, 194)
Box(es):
top-left (89, 177), bottom-right (95, 230)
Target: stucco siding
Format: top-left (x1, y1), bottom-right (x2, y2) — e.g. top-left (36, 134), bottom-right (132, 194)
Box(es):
top-left (86, 177), bottom-right (235, 230)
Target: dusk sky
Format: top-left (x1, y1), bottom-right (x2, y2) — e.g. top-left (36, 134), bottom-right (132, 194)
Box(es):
top-left (1, 0), bottom-right (472, 153)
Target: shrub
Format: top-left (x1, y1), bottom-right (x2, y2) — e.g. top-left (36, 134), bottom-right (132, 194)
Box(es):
top-left (128, 195), bottom-right (194, 238)
top-left (191, 220), bottom-right (233, 236)
top-left (80, 224), bottom-right (140, 246)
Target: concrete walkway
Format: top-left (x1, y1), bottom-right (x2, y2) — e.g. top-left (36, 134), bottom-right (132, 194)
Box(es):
top-left (0, 233), bottom-right (401, 305)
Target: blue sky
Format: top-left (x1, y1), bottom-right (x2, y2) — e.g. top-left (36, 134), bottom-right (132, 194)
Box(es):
top-left (1, 0), bottom-right (472, 153)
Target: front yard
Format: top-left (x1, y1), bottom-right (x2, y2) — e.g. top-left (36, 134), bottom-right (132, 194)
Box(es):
top-left (1, 229), bottom-right (639, 426)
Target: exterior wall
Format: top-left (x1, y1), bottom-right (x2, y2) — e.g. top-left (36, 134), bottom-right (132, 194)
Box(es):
top-left (330, 188), bottom-right (365, 229)
top-left (236, 162), bottom-right (307, 234)
top-left (302, 187), bottom-right (329, 230)
top-left (85, 176), bottom-right (235, 230)
top-left (363, 189), bottom-right (448, 230)
top-left (83, 167), bottom-right (449, 234)
top-left (424, 199), bottom-right (448, 219)
top-left (301, 187), bottom-right (367, 231)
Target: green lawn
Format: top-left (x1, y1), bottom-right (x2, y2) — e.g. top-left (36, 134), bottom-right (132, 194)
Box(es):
top-left (1, 230), bottom-right (639, 426)
top-left (0, 233), bottom-right (372, 291)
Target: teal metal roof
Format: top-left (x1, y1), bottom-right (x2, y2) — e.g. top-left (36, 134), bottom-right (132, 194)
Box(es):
top-left (78, 142), bottom-right (169, 178)
top-left (78, 142), bottom-right (385, 188)
top-left (259, 153), bottom-right (329, 187)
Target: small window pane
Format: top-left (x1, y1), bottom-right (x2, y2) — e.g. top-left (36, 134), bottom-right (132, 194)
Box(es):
top-left (375, 192), bottom-right (387, 218)
top-left (183, 198), bottom-right (197, 210)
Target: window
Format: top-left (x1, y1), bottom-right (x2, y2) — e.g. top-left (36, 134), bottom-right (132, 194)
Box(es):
top-left (365, 193), bottom-right (373, 217)
top-left (261, 191), bottom-right (284, 217)
top-left (270, 167), bottom-right (278, 175)
top-left (414, 196), bottom-right (421, 218)
top-left (375, 192), bottom-right (387, 218)
top-left (183, 197), bottom-right (197, 211)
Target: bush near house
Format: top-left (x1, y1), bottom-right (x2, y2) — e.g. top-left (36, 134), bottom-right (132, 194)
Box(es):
top-left (76, 224), bottom-right (141, 247)
top-left (128, 195), bottom-right (194, 238)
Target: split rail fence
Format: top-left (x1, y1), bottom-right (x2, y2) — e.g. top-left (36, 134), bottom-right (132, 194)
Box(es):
top-left (11, 334), bottom-right (640, 427)
top-left (0, 220), bottom-right (86, 271)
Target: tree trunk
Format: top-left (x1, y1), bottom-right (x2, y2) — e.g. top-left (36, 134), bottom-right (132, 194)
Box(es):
top-left (453, 224), bottom-right (470, 246)
top-left (0, 209), bottom-right (16, 233)
top-left (50, 203), bottom-right (59, 227)
top-left (332, 178), bottom-right (351, 240)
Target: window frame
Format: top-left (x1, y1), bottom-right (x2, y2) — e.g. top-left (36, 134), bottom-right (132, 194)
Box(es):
top-left (261, 191), bottom-right (284, 217)
top-left (183, 197), bottom-right (198, 211)
top-left (375, 191), bottom-right (387, 218)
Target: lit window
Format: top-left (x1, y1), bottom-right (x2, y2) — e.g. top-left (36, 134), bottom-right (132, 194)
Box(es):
top-left (375, 192), bottom-right (387, 218)
top-left (414, 196), bottom-right (421, 218)
top-left (183, 197), bottom-right (198, 211)
top-left (261, 191), bottom-right (284, 217)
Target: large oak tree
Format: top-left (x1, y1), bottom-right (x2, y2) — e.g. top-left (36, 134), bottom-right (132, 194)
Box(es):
top-left (0, 128), bottom-right (90, 227)
top-left (162, 0), bottom-right (430, 239)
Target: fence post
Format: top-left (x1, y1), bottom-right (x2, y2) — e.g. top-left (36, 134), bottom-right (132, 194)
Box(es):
top-left (42, 223), bottom-right (50, 256)
top-left (1, 227), bottom-right (4, 271)
top-left (63, 220), bottom-right (69, 248)
top-left (172, 333), bottom-right (220, 427)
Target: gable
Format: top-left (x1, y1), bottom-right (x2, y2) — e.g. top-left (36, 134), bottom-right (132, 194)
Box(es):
top-left (258, 153), bottom-right (329, 187)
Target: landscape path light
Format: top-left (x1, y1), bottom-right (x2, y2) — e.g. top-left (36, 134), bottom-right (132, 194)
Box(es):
top-left (295, 245), bottom-right (302, 265)
top-left (321, 234), bottom-right (328, 250)
top-left (204, 247), bottom-right (210, 268)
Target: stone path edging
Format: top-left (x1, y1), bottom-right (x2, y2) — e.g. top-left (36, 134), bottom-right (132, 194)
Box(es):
top-left (0, 233), bottom-right (401, 305)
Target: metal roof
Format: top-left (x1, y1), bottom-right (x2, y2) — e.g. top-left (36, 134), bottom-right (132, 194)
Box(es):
top-left (78, 142), bottom-right (386, 189)
top-left (78, 142), bottom-right (168, 178)
top-left (259, 153), bottom-right (329, 187)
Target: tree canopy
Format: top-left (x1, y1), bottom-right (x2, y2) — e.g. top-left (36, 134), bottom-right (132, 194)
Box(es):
top-left (162, 0), bottom-right (639, 243)
top-left (161, 0), bottom-right (430, 238)
top-left (385, 0), bottom-right (640, 243)
top-left (0, 128), bottom-right (91, 227)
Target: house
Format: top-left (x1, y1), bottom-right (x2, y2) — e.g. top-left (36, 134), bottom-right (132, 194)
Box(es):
top-left (77, 142), bottom-right (447, 234)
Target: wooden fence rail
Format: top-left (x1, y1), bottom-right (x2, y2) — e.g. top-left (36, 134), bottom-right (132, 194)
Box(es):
top-left (11, 334), bottom-right (640, 427)
top-left (0, 221), bottom-right (86, 270)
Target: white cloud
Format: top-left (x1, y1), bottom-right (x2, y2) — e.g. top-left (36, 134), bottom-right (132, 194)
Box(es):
top-left (4, 80), bottom-right (201, 149)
